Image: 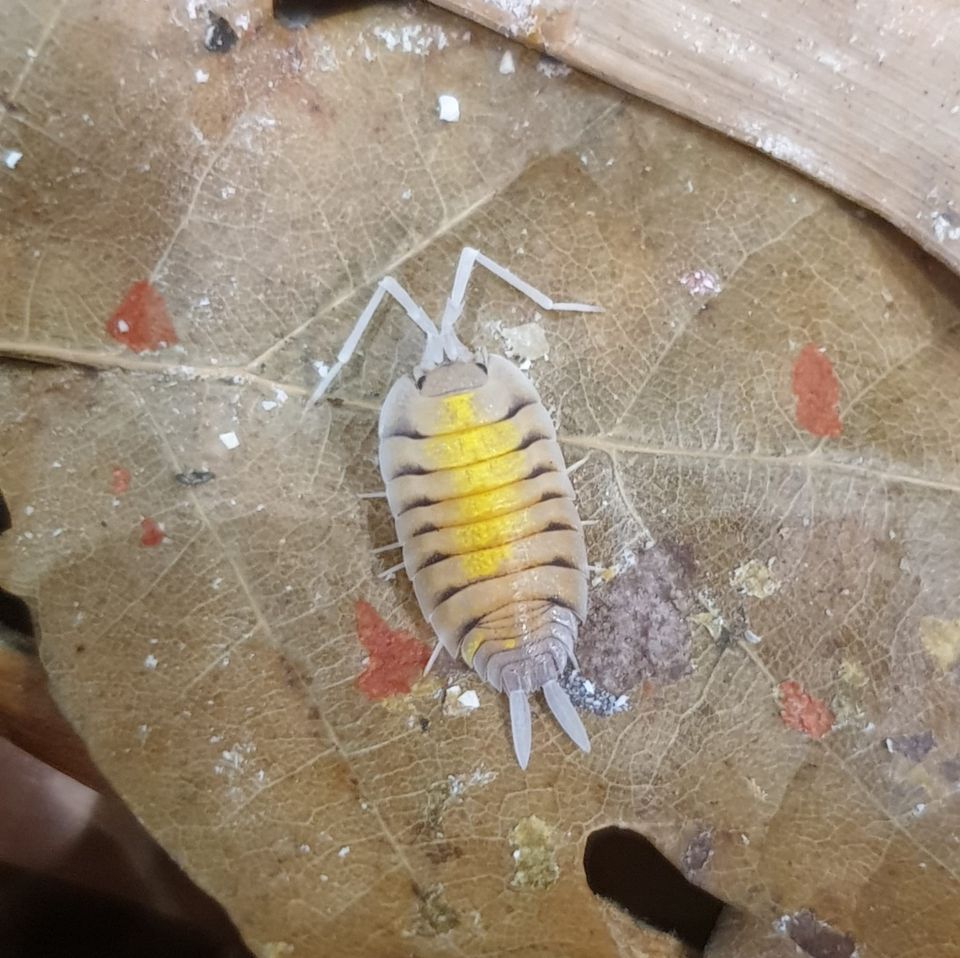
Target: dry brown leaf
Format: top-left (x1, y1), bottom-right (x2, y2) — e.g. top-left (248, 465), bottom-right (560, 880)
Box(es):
top-left (2, 3), bottom-right (960, 957)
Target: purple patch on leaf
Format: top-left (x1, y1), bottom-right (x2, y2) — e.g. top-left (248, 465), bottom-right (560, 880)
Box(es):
top-left (784, 910), bottom-right (857, 958)
top-left (884, 730), bottom-right (936, 762)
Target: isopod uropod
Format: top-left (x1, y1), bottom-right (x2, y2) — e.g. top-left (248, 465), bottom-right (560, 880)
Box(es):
top-left (309, 247), bottom-right (601, 768)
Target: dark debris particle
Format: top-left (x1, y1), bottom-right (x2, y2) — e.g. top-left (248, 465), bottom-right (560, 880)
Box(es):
top-left (418, 716), bottom-right (430, 733)
top-left (273, 0), bottom-right (370, 29)
top-left (204, 13), bottom-right (238, 53)
top-left (175, 470), bottom-right (216, 486)
top-left (413, 883), bottom-right (459, 937)
top-left (781, 910), bottom-right (857, 958)
top-left (884, 730), bottom-right (936, 762)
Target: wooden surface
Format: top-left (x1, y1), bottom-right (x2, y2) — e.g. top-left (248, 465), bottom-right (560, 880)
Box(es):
top-left (430, 0), bottom-right (960, 277)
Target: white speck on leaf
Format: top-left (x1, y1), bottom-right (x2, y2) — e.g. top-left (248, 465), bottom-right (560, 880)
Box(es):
top-left (457, 689), bottom-right (480, 710)
top-left (499, 50), bottom-right (515, 74)
top-left (219, 431), bottom-right (240, 450)
top-left (486, 0), bottom-right (539, 36)
top-left (338, 845), bottom-right (350, 858)
top-left (437, 94), bottom-right (460, 122)
top-left (680, 268), bottom-right (721, 296)
top-left (261, 400), bottom-right (278, 411)
top-left (443, 684), bottom-right (481, 717)
top-left (536, 56), bottom-right (571, 78)
top-left (931, 211), bottom-right (960, 242)
top-left (144, 654), bottom-right (158, 670)
top-left (195, 68), bottom-right (209, 83)
top-left (495, 321), bottom-right (550, 364)
top-left (2, 149), bottom-right (23, 169)
top-left (371, 23), bottom-right (449, 56)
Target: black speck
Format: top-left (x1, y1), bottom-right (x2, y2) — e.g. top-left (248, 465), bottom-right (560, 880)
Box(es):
top-left (204, 14), bottom-right (238, 54)
top-left (418, 716), bottom-right (429, 733)
top-left (175, 470), bottom-right (216, 486)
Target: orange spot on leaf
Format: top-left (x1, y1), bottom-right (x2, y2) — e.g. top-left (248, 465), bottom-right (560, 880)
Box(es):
top-left (791, 344), bottom-right (842, 438)
top-left (111, 467), bottom-right (131, 494)
top-left (139, 517), bottom-right (166, 547)
top-left (778, 680), bottom-right (834, 739)
top-left (355, 600), bottom-right (430, 701)
top-left (106, 280), bottom-right (177, 352)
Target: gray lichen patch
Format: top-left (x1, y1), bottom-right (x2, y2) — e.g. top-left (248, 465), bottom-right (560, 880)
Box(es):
top-left (509, 816), bottom-right (559, 890)
top-left (578, 543), bottom-right (695, 695)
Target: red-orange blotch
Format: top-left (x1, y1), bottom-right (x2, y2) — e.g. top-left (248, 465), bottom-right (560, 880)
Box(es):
top-left (778, 680), bottom-right (834, 739)
top-left (139, 517), bottom-right (166, 547)
top-left (791, 343), bottom-right (842, 438)
top-left (106, 280), bottom-right (177, 352)
top-left (355, 600), bottom-right (430, 701)
top-left (111, 467), bottom-right (131, 494)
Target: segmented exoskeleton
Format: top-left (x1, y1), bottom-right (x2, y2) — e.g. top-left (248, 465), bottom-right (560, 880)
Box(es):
top-left (309, 247), bottom-right (600, 768)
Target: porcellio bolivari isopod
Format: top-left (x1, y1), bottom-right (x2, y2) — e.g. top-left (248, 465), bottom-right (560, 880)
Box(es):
top-left (309, 247), bottom-right (601, 768)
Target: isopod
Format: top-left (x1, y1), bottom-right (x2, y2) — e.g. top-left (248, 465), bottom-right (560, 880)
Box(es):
top-left (309, 247), bottom-right (601, 768)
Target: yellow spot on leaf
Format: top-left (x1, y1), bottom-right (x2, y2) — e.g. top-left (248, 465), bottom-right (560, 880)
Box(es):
top-left (837, 658), bottom-right (869, 688)
top-left (690, 610), bottom-right (724, 640)
top-left (509, 816), bottom-right (558, 890)
top-left (920, 616), bottom-right (960, 672)
top-left (731, 558), bottom-right (781, 599)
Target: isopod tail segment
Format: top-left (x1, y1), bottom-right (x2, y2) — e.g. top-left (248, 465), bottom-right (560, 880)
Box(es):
top-left (310, 246), bottom-right (601, 768)
top-left (307, 246), bottom-right (602, 407)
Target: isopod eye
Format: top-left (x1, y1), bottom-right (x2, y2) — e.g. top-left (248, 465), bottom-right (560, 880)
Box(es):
top-left (476, 362), bottom-right (488, 374)
top-left (415, 374), bottom-right (426, 390)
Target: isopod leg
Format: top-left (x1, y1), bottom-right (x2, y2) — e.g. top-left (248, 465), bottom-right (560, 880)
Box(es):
top-left (509, 689), bottom-right (533, 770)
top-left (371, 541), bottom-right (401, 555)
top-left (422, 641), bottom-right (444, 676)
top-left (378, 561), bottom-right (406, 580)
top-left (440, 247), bottom-right (602, 338)
top-left (307, 277), bottom-right (439, 407)
top-left (543, 679), bottom-right (591, 754)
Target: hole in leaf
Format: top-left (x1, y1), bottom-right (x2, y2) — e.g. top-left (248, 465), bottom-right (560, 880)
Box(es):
top-left (583, 826), bottom-right (727, 954)
top-left (0, 491), bottom-right (34, 640)
top-left (272, 0), bottom-right (377, 29)
top-left (0, 586), bottom-right (35, 640)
